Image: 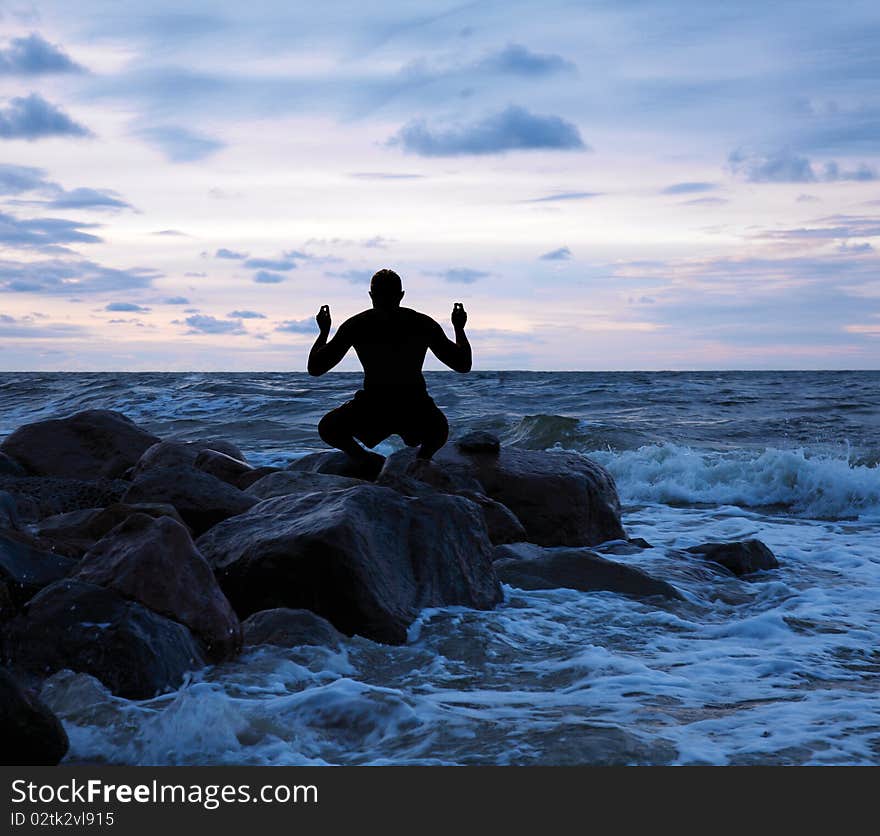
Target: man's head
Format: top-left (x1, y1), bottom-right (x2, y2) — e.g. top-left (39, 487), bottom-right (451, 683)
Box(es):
top-left (369, 269), bottom-right (404, 310)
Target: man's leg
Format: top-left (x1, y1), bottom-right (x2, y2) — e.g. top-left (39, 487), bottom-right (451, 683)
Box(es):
top-left (415, 402), bottom-right (449, 460)
top-left (318, 404), bottom-right (386, 476)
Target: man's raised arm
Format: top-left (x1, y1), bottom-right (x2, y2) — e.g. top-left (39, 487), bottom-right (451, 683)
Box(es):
top-left (308, 305), bottom-right (353, 376)
top-left (428, 302), bottom-right (472, 373)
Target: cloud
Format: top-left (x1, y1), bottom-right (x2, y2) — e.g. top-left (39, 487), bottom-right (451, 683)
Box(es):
top-left (0, 313), bottom-right (86, 338)
top-left (253, 270), bottom-right (285, 284)
top-left (426, 267), bottom-right (490, 284)
top-left (681, 196), bottom-right (728, 206)
top-left (105, 302), bottom-right (149, 312)
top-left (388, 105), bottom-right (587, 156)
top-left (275, 318), bottom-right (316, 334)
top-left (152, 229), bottom-right (186, 236)
top-left (524, 191), bottom-right (601, 203)
top-left (837, 242), bottom-right (873, 254)
top-left (0, 162), bottom-right (57, 194)
top-left (756, 215), bottom-right (880, 241)
top-left (729, 148), bottom-right (878, 183)
top-left (244, 258), bottom-right (296, 271)
top-left (325, 269), bottom-right (373, 283)
top-left (662, 181), bottom-right (716, 195)
top-left (0, 33), bottom-right (85, 75)
top-left (162, 296), bottom-right (189, 304)
top-left (137, 125), bottom-right (224, 162)
top-left (475, 43), bottom-right (576, 77)
top-left (185, 314), bottom-right (244, 335)
top-left (228, 309), bottom-right (265, 319)
top-left (0, 210), bottom-right (102, 253)
top-left (0, 93), bottom-right (92, 140)
top-left (46, 187), bottom-right (132, 211)
top-left (215, 248), bottom-right (246, 259)
top-left (539, 246), bottom-right (571, 261)
top-left (349, 172), bottom-right (423, 180)
top-left (0, 258), bottom-right (160, 294)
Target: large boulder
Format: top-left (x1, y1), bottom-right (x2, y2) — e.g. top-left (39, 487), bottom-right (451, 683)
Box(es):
top-left (0, 490), bottom-right (20, 530)
top-left (132, 439), bottom-right (246, 477)
top-left (383, 442), bottom-right (626, 547)
top-left (197, 484), bottom-right (502, 644)
top-left (236, 466), bottom-right (282, 490)
top-left (288, 450), bottom-right (377, 480)
top-left (36, 502), bottom-right (186, 555)
top-left (74, 514), bottom-right (241, 661)
top-left (2, 579), bottom-right (205, 699)
top-left (0, 475), bottom-right (128, 522)
top-left (123, 466), bottom-right (257, 535)
top-left (0, 667), bottom-right (69, 765)
top-left (0, 410), bottom-right (160, 479)
top-left (0, 531), bottom-right (76, 610)
top-left (0, 452), bottom-right (25, 476)
top-left (193, 449), bottom-right (253, 486)
top-left (376, 465), bottom-right (526, 545)
top-left (684, 539), bottom-right (779, 576)
top-left (243, 608), bottom-right (344, 649)
top-left (493, 543), bottom-right (680, 600)
top-left (245, 470), bottom-right (363, 501)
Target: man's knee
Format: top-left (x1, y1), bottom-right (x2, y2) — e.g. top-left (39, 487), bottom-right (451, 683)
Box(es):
top-left (318, 407), bottom-right (348, 442)
top-left (421, 405), bottom-right (449, 448)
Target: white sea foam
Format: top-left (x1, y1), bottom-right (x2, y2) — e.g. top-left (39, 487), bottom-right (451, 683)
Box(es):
top-left (588, 443), bottom-right (880, 520)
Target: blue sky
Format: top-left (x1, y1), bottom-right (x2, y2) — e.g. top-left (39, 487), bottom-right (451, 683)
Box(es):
top-left (0, 0), bottom-right (878, 370)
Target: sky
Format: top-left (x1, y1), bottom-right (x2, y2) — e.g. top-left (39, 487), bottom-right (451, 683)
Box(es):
top-left (0, 0), bottom-right (878, 371)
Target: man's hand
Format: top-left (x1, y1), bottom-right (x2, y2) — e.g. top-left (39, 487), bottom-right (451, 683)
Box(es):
top-left (451, 302), bottom-right (467, 330)
top-left (316, 304), bottom-right (331, 335)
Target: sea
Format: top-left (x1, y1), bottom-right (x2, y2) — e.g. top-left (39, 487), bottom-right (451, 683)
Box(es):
top-left (1, 370), bottom-right (879, 765)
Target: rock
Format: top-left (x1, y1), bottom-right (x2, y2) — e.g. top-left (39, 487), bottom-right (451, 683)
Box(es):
top-left (132, 439), bottom-right (247, 477)
top-left (376, 465), bottom-right (526, 545)
top-left (2, 579), bottom-right (205, 699)
top-left (493, 543), bottom-right (680, 600)
top-left (74, 514), bottom-right (241, 661)
top-left (0, 490), bottom-right (20, 530)
top-left (457, 431), bottom-right (501, 454)
top-left (384, 446), bottom-right (626, 547)
top-left (287, 450), bottom-right (376, 480)
top-left (36, 503), bottom-right (186, 555)
top-left (685, 539), bottom-right (779, 576)
top-left (245, 470), bottom-right (363, 501)
top-left (194, 449), bottom-right (253, 486)
top-left (0, 410), bottom-right (160, 480)
top-left (0, 582), bottom-right (14, 621)
top-left (242, 608), bottom-right (344, 649)
top-left (236, 466), bottom-right (281, 490)
top-left (0, 531), bottom-right (77, 610)
top-left (123, 466), bottom-right (257, 535)
top-left (197, 484), bottom-right (502, 644)
top-left (0, 667), bottom-right (69, 765)
top-left (0, 475), bottom-right (128, 522)
top-left (0, 452), bottom-right (25, 476)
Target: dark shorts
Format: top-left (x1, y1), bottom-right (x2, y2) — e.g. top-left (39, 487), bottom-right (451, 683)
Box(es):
top-left (325, 387), bottom-right (447, 448)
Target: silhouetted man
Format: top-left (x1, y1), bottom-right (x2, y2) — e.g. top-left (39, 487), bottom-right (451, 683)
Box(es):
top-left (308, 269), bottom-right (471, 475)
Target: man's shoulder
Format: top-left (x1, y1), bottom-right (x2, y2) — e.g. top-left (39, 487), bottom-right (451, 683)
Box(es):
top-left (400, 307), bottom-right (441, 331)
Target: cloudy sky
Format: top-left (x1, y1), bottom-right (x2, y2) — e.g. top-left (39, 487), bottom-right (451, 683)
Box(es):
top-left (0, 0), bottom-right (878, 370)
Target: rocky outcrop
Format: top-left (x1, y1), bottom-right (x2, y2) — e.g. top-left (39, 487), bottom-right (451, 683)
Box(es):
top-left (493, 542), bottom-right (680, 600)
top-left (2, 579), bottom-right (205, 699)
top-left (245, 470), bottom-right (363, 501)
top-left (123, 466), bottom-right (257, 535)
top-left (131, 439), bottom-right (247, 478)
top-left (288, 450), bottom-right (383, 480)
top-left (0, 531), bottom-right (76, 611)
top-left (0, 490), bottom-right (20, 529)
top-left (0, 452), bottom-right (25, 476)
top-left (236, 466), bottom-right (282, 490)
top-left (382, 438), bottom-right (625, 547)
top-left (74, 514), bottom-right (241, 661)
top-left (0, 476), bottom-right (128, 523)
top-left (0, 410), bottom-right (160, 479)
top-left (36, 502), bottom-right (186, 555)
top-left (193, 449), bottom-right (253, 486)
top-left (243, 608), bottom-right (344, 649)
top-left (684, 539), bottom-right (779, 576)
top-left (197, 484), bottom-right (502, 644)
top-left (0, 667), bottom-right (69, 765)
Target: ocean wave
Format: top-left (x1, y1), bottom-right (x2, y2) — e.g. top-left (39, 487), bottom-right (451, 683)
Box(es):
top-left (587, 443), bottom-right (880, 520)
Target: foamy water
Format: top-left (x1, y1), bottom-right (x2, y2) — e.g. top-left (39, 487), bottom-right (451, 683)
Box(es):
top-left (3, 371), bottom-right (879, 765)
